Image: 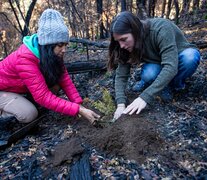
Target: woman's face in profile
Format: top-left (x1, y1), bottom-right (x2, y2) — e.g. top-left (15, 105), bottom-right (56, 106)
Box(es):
top-left (113, 33), bottom-right (135, 52)
top-left (53, 43), bottom-right (68, 58)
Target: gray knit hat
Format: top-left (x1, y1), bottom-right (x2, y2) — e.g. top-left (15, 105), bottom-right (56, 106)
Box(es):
top-left (37, 9), bottom-right (69, 45)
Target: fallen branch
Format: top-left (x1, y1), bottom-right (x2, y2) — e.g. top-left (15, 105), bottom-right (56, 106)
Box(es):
top-left (70, 37), bottom-right (207, 50)
top-left (64, 60), bottom-right (107, 74)
top-left (69, 37), bottom-right (109, 48)
top-left (192, 41), bottom-right (207, 49)
top-left (172, 103), bottom-right (207, 121)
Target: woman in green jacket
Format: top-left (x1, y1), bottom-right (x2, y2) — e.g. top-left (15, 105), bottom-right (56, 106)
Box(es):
top-left (108, 11), bottom-right (200, 120)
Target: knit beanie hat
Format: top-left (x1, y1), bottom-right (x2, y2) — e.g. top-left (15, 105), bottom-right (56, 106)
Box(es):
top-left (37, 9), bottom-right (69, 45)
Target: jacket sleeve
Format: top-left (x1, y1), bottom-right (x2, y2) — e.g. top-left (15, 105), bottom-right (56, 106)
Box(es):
top-left (59, 67), bottom-right (83, 104)
top-left (140, 21), bottom-right (178, 104)
top-left (16, 57), bottom-right (80, 116)
top-left (115, 63), bottom-right (131, 105)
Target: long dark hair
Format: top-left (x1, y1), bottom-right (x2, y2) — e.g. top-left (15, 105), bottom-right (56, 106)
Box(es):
top-left (39, 44), bottom-right (64, 88)
top-left (108, 11), bottom-right (149, 70)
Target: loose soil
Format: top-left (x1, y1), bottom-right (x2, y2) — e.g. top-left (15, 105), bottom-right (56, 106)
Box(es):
top-left (50, 109), bottom-right (165, 166)
top-left (0, 17), bottom-right (207, 179)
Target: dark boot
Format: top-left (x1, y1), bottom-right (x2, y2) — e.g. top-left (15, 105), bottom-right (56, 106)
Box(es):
top-left (0, 116), bottom-right (17, 140)
top-left (0, 116), bottom-right (17, 130)
top-left (158, 86), bottom-right (173, 103)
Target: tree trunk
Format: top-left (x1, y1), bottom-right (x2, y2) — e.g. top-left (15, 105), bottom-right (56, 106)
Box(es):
top-left (137, 0), bottom-right (146, 7)
top-left (166, 0), bottom-right (172, 19)
top-left (151, 0), bottom-right (156, 17)
top-left (115, 0), bottom-right (119, 14)
top-left (8, 0), bottom-right (37, 37)
top-left (144, 0), bottom-right (156, 17)
top-left (69, 0), bottom-right (83, 22)
top-left (8, 0), bottom-right (23, 36)
top-left (97, 0), bottom-right (104, 39)
top-left (23, 0), bottom-right (37, 36)
top-left (181, 0), bottom-right (190, 15)
top-left (128, 0), bottom-right (133, 12)
top-left (193, 0), bottom-right (200, 10)
top-left (136, 0), bottom-right (148, 19)
top-left (68, 0), bottom-right (84, 37)
top-left (121, 0), bottom-right (127, 11)
top-left (174, 0), bottom-right (180, 24)
top-left (161, 0), bottom-right (166, 17)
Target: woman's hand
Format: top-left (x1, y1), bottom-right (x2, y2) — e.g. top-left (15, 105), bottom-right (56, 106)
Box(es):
top-left (79, 106), bottom-right (100, 124)
top-left (123, 97), bottom-right (146, 115)
top-left (113, 103), bottom-right (126, 121)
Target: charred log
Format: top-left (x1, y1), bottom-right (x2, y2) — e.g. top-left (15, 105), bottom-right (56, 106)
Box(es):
top-left (69, 37), bottom-right (109, 48)
top-left (69, 37), bottom-right (207, 50)
top-left (192, 41), bottom-right (207, 49)
top-left (64, 60), bottom-right (107, 74)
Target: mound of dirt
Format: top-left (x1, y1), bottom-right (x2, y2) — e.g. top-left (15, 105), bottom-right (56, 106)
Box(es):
top-left (50, 110), bottom-right (165, 165)
top-left (50, 137), bottom-right (84, 166)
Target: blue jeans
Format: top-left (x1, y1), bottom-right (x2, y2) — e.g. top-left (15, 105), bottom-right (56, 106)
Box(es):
top-left (139, 48), bottom-right (200, 90)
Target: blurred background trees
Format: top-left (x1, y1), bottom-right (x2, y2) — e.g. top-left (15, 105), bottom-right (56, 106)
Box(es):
top-left (0, 0), bottom-right (206, 58)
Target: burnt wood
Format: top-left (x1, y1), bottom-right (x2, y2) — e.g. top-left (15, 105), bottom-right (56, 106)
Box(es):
top-left (69, 37), bottom-right (207, 49)
top-left (69, 37), bottom-right (109, 48)
top-left (0, 115), bottom-right (46, 150)
top-left (192, 41), bottom-right (207, 49)
top-left (64, 60), bottom-right (107, 74)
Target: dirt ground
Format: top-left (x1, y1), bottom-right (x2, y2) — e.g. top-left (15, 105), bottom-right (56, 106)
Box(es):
top-left (44, 71), bottom-right (207, 178)
top-left (44, 57), bottom-right (207, 178)
top-left (0, 19), bottom-right (207, 179)
top-left (50, 109), bottom-right (165, 166)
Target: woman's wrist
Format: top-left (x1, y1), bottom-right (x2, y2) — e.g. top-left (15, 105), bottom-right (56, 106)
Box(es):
top-left (117, 103), bottom-right (125, 108)
top-left (79, 105), bottom-right (85, 115)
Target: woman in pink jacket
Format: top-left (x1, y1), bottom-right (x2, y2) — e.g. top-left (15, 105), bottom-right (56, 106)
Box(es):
top-left (0, 9), bottom-right (100, 124)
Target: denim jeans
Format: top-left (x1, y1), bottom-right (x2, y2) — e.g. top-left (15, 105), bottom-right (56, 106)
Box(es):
top-left (139, 48), bottom-right (200, 90)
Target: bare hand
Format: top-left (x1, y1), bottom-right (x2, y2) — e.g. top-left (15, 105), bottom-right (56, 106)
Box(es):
top-left (79, 106), bottom-right (100, 124)
top-left (123, 97), bottom-right (146, 115)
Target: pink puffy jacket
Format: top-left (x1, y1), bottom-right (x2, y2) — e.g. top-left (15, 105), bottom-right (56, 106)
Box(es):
top-left (0, 44), bottom-right (83, 116)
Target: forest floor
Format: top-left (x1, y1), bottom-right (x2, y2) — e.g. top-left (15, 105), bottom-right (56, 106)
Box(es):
top-left (0, 19), bottom-right (207, 179)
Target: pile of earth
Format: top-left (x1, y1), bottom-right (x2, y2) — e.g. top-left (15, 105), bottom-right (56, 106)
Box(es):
top-left (49, 110), bottom-right (165, 166)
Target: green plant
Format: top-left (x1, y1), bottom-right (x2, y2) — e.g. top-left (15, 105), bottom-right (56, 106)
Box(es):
top-left (104, 71), bottom-right (113, 78)
top-left (93, 89), bottom-right (115, 116)
top-left (69, 42), bottom-right (77, 49)
top-left (78, 47), bottom-right (86, 53)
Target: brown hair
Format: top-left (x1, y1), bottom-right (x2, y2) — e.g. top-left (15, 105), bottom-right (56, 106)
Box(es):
top-left (108, 11), bottom-right (149, 70)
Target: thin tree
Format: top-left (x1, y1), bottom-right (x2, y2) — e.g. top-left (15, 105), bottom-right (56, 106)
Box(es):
top-left (136, 0), bottom-right (148, 19)
top-left (121, 0), bottom-right (127, 11)
top-left (193, 0), bottom-right (200, 11)
top-left (148, 0), bottom-right (156, 17)
top-left (181, 0), bottom-right (190, 15)
top-left (8, 0), bottom-right (37, 37)
top-left (161, 0), bottom-right (166, 17)
top-left (174, 0), bottom-right (180, 24)
top-left (166, 0), bottom-right (173, 19)
top-left (8, 0), bottom-right (23, 34)
top-left (97, 0), bottom-right (104, 39)
top-left (22, 0), bottom-right (37, 36)
top-left (115, 0), bottom-right (119, 14)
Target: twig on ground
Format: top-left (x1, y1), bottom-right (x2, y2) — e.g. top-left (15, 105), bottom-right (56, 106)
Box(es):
top-left (172, 103), bottom-right (207, 121)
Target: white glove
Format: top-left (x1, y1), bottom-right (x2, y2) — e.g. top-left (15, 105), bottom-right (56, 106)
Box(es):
top-left (123, 97), bottom-right (146, 115)
top-left (113, 103), bottom-right (126, 121)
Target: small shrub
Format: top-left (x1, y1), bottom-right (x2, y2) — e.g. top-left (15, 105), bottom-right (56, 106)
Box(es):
top-left (69, 42), bottom-right (77, 49)
top-left (93, 89), bottom-right (115, 116)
